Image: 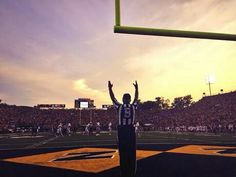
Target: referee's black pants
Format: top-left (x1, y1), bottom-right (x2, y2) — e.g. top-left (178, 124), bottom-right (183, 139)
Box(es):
top-left (118, 125), bottom-right (136, 177)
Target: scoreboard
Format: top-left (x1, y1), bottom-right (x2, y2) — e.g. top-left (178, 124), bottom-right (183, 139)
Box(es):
top-left (74, 98), bottom-right (94, 109)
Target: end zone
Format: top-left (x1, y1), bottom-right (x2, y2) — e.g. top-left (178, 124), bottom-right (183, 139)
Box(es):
top-left (1, 144), bottom-right (236, 177)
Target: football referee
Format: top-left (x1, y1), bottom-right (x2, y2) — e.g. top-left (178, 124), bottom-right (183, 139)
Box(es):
top-left (108, 80), bottom-right (138, 177)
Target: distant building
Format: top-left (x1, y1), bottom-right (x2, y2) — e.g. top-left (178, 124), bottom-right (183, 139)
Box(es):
top-left (74, 98), bottom-right (95, 109)
top-left (36, 104), bottom-right (65, 109)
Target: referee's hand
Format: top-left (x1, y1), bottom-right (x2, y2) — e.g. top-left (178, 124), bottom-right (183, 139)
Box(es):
top-left (108, 81), bottom-right (113, 88)
top-left (133, 80), bottom-right (138, 89)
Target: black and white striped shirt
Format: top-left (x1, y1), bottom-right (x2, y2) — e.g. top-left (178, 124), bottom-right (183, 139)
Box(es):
top-left (113, 100), bottom-right (138, 126)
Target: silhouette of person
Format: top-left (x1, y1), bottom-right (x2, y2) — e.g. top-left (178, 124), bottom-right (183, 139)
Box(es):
top-left (108, 80), bottom-right (138, 177)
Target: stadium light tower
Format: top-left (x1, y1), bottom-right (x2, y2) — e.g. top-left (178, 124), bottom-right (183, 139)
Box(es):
top-left (206, 75), bottom-right (215, 96)
top-left (114, 0), bottom-right (236, 41)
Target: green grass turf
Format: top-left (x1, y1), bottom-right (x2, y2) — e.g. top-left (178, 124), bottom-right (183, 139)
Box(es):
top-left (0, 133), bottom-right (54, 149)
top-left (1, 131), bottom-right (236, 150)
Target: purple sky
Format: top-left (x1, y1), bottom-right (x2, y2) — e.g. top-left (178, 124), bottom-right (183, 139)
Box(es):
top-left (0, 0), bottom-right (236, 108)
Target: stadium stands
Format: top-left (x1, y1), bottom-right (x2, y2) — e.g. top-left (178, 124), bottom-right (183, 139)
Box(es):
top-left (0, 91), bottom-right (236, 134)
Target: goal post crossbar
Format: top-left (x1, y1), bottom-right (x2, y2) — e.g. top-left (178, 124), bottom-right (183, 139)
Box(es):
top-left (114, 0), bottom-right (236, 41)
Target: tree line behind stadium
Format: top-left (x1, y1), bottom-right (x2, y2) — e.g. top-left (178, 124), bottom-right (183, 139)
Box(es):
top-left (0, 91), bottom-right (236, 134)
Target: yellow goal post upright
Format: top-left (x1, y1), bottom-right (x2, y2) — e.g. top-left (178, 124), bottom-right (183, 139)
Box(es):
top-left (114, 0), bottom-right (236, 41)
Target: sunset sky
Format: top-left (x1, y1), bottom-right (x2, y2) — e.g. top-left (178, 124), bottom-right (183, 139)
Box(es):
top-left (0, 0), bottom-right (236, 108)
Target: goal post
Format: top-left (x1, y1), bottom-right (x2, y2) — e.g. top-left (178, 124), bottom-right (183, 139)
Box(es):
top-left (114, 0), bottom-right (236, 41)
top-left (115, 0), bottom-right (121, 26)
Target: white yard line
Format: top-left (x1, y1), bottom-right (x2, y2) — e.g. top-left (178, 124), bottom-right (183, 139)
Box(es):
top-left (24, 136), bottom-right (59, 149)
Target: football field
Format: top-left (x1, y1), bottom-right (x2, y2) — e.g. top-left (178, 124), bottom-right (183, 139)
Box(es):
top-left (0, 132), bottom-right (236, 177)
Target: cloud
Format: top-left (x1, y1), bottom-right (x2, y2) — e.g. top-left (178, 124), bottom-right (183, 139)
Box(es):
top-left (123, 33), bottom-right (236, 101)
top-left (73, 79), bottom-right (106, 97)
top-left (0, 57), bottom-right (111, 107)
top-left (73, 79), bottom-right (113, 107)
top-left (123, 0), bottom-right (236, 33)
top-left (0, 57), bottom-right (72, 105)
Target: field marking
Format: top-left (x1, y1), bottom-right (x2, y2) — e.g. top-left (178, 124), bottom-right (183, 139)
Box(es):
top-left (1, 131), bottom-right (236, 151)
top-left (10, 135), bottom-right (44, 139)
top-left (3, 145), bottom-right (236, 175)
top-left (111, 150), bottom-right (118, 159)
top-left (3, 147), bottom-right (161, 173)
top-left (44, 139), bottom-right (116, 144)
top-left (24, 136), bottom-right (59, 149)
top-left (167, 145), bottom-right (236, 157)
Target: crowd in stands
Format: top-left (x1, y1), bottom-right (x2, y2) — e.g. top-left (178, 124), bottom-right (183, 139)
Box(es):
top-left (0, 91), bottom-right (236, 134)
top-left (146, 91), bottom-right (236, 133)
top-left (0, 103), bottom-right (117, 134)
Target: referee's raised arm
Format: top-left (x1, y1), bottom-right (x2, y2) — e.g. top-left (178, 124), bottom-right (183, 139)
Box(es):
top-left (132, 81), bottom-right (139, 104)
top-left (108, 81), bottom-right (120, 106)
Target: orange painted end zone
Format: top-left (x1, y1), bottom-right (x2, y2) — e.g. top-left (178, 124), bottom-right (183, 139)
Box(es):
top-left (3, 148), bottom-right (162, 173)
